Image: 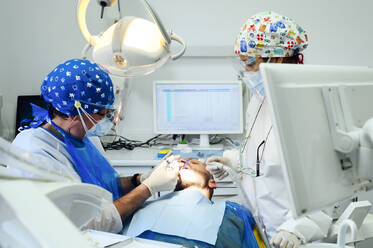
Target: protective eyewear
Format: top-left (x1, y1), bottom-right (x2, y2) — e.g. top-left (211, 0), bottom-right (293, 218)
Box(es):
top-left (97, 109), bottom-right (116, 122)
top-left (241, 57), bottom-right (257, 66)
top-left (232, 56), bottom-right (258, 76)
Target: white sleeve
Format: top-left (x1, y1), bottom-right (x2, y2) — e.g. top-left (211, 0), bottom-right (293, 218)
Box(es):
top-left (277, 211), bottom-right (332, 243)
top-left (81, 202), bottom-right (123, 233)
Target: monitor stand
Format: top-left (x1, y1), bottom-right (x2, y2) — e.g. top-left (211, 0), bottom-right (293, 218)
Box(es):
top-left (197, 134), bottom-right (223, 150)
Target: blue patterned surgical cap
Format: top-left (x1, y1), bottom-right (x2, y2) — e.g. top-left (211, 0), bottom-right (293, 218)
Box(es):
top-left (41, 59), bottom-right (114, 116)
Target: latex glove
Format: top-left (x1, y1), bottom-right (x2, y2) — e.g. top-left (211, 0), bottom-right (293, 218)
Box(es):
top-left (271, 231), bottom-right (301, 248)
top-left (139, 170), bottom-right (152, 183)
top-left (206, 156), bottom-right (230, 180)
top-left (140, 153), bottom-right (173, 183)
top-left (142, 155), bottom-right (179, 196)
top-left (207, 149), bottom-right (240, 180)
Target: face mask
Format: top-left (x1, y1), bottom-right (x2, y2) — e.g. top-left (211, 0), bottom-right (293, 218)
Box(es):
top-left (76, 108), bottom-right (115, 137)
top-left (87, 118), bottom-right (114, 137)
top-left (241, 57), bottom-right (271, 97)
top-left (242, 71), bottom-right (265, 97)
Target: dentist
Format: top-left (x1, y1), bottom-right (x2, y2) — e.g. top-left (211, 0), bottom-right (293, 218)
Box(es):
top-left (13, 59), bottom-right (179, 233)
top-left (207, 11), bottom-right (332, 248)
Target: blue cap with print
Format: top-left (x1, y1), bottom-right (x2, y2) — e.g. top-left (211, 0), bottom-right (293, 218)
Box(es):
top-left (234, 11), bottom-right (309, 58)
top-left (41, 59), bottom-right (114, 116)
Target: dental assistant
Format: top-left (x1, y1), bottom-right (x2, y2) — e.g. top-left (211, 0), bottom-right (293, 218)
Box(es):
top-left (207, 12), bottom-right (332, 248)
top-left (12, 59), bottom-right (179, 233)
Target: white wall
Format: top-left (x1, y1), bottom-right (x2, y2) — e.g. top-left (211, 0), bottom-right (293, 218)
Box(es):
top-left (132, 0), bottom-right (373, 65)
top-left (115, 0), bottom-right (373, 139)
top-left (2, 0), bottom-right (373, 139)
top-left (0, 0), bottom-right (112, 138)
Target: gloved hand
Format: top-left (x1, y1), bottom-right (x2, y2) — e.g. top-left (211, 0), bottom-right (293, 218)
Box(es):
top-left (140, 153), bottom-right (173, 183)
top-left (206, 157), bottom-right (230, 180)
top-left (142, 155), bottom-right (179, 196)
top-left (206, 149), bottom-right (240, 180)
top-left (139, 170), bottom-right (152, 183)
top-left (271, 230), bottom-right (302, 248)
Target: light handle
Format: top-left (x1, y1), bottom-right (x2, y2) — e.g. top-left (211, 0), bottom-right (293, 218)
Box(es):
top-left (170, 32), bottom-right (186, 60)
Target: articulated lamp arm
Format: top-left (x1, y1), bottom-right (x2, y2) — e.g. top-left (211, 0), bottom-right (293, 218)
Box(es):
top-left (77, 0), bottom-right (96, 46)
top-left (77, 0), bottom-right (185, 54)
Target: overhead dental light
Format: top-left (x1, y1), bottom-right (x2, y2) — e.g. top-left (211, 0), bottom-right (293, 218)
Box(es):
top-left (77, 0), bottom-right (186, 77)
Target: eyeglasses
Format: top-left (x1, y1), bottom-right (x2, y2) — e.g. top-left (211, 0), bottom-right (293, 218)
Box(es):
top-left (242, 57), bottom-right (257, 66)
top-left (238, 56), bottom-right (257, 72)
top-left (97, 110), bottom-right (116, 121)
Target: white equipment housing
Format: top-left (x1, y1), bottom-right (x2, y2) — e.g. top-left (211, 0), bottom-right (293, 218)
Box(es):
top-left (260, 64), bottom-right (373, 247)
top-left (260, 64), bottom-right (373, 217)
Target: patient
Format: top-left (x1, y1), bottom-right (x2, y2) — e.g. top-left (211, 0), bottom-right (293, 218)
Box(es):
top-left (123, 159), bottom-right (266, 248)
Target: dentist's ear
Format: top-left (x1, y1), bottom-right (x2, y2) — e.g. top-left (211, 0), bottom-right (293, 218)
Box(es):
top-left (208, 179), bottom-right (217, 189)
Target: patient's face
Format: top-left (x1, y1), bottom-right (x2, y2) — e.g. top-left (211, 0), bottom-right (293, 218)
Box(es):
top-left (175, 159), bottom-right (213, 191)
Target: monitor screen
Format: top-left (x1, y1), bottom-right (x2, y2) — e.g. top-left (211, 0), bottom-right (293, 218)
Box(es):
top-left (15, 95), bottom-right (48, 137)
top-left (153, 81), bottom-right (243, 134)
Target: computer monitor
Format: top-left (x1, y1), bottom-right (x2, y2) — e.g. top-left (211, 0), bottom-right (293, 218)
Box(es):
top-left (260, 63), bottom-right (373, 217)
top-left (15, 95), bottom-right (48, 137)
top-left (153, 81), bottom-right (243, 147)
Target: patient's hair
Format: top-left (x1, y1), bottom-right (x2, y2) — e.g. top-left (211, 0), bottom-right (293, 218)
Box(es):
top-left (174, 160), bottom-right (214, 191)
